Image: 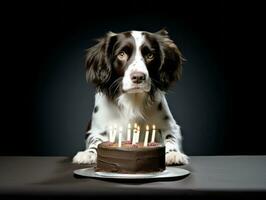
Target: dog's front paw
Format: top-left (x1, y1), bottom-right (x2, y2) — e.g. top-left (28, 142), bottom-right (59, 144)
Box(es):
top-left (165, 151), bottom-right (189, 165)
top-left (72, 151), bottom-right (97, 164)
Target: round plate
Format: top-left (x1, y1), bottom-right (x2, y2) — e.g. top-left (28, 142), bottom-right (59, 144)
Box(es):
top-left (74, 167), bottom-right (190, 180)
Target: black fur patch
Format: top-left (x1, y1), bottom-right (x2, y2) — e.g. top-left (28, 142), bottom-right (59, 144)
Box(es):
top-left (146, 30), bottom-right (184, 91)
top-left (158, 102), bottom-right (162, 110)
top-left (166, 149), bottom-right (177, 154)
top-left (87, 136), bottom-right (93, 144)
top-left (100, 131), bottom-right (107, 136)
top-left (85, 132), bottom-right (91, 140)
top-left (94, 106), bottom-right (99, 113)
top-left (86, 119), bottom-right (92, 132)
top-left (165, 134), bottom-right (174, 139)
top-left (91, 138), bottom-right (103, 144)
top-left (164, 115), bottom-right (169, 120)
top-left (89, 147), bottom-right (97, 151)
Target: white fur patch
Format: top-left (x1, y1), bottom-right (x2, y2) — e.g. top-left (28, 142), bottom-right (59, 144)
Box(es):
top-left (122, 31), bottom-right (151, 92)
top-left (117, 92), bottom-right (148, 120)
top-left (165, 151), bottom-right (189, 165)
top-left (131, 31), bottom-right (145, 50)
top-left (73, 151), bottom-right (97, 164)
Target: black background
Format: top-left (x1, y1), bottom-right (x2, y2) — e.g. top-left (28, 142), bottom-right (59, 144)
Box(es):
top-left (0, 1), bottom-right (265, 156)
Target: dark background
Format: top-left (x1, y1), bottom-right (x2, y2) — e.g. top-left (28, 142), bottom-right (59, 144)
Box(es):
top-left (0, 1), bottom-right (264, 156)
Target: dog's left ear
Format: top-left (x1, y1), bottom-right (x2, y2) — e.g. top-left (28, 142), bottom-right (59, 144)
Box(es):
top-left (156, 29), bottom-right (185, 90)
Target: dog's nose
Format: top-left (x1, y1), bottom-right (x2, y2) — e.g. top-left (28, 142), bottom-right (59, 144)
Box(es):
top-left (130, 72), bottom-right (146, 84)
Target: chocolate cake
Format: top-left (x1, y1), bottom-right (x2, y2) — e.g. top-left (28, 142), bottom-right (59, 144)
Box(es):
top-left (96, 142), bottom-right (165, 173)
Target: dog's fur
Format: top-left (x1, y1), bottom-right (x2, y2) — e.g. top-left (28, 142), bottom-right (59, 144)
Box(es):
top-left (73, 29), bottom-right (188, 165)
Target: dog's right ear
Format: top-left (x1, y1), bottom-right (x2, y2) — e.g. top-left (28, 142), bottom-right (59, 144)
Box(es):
top-left (85, 32), bottom-right (116, 85)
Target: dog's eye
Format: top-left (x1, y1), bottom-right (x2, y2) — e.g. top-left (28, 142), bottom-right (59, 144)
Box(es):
top-left (117, 51), bottom-right (128, 60)
top-left (145, 53), bottom-right (154, 61)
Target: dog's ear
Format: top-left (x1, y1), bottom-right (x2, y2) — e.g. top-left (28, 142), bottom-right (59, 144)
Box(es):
top-left (156, 30), bottom-right (185, 90)
top-left (85, 32), bottom-right (116, 85)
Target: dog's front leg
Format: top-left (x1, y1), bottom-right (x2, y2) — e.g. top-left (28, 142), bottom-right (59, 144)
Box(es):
top-left (73, 131), bottom-right (107, 164)
top-left (162, 124), bottom-right (189, 165)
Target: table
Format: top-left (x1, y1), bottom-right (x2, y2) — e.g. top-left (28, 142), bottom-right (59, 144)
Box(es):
top-left (0, 156), bottom-right (265, 199)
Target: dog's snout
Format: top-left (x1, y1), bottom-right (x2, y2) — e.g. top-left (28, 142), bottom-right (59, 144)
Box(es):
top-left (130, 72), bottom-right (146, 84)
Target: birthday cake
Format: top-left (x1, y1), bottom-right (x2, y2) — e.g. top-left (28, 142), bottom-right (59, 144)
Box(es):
top-left (96, 142), bottom-right (165, 173)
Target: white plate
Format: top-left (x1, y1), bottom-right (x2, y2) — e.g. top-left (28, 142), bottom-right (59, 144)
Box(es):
top-left (74, 167), bottom-right (190, 180)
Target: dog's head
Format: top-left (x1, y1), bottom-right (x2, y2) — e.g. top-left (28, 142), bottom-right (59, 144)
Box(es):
top-left (85, 29), bottom-right (184, 99)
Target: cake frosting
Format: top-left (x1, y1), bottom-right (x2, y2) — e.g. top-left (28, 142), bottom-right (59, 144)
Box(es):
top-left (96, 142), bottom-right (165, 174)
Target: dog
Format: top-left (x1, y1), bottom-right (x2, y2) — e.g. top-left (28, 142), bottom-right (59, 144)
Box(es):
top-left (73, 29), bottom-right (188, 165)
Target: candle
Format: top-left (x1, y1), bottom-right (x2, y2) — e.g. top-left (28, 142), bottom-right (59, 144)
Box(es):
top-left (127, 123), bottom-right (131, 141)
top-left (118, 126), bottom-right (122, 147)
top-left (144, 125), bottom-right (149, 147)
top-left (112, 124), bottom-right (117, 143)
top-left (132, 123), bottom-right (138, 144)
top-left (151, 124), bottom-right (156, 143)
top-left (109, 126), bottom-right (113, 142)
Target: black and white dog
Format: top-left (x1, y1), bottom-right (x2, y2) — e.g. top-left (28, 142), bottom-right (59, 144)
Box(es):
top-left (73, 29), bottom-right (188, 165)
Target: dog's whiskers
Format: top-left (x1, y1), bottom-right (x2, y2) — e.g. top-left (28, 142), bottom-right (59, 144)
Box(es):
top-left (109, 77), bottom-right (122, 96)
top-left (109, 77), bottom-right (122, 89)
